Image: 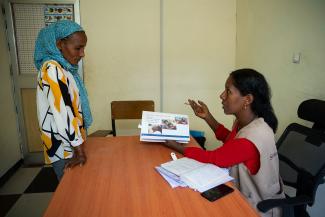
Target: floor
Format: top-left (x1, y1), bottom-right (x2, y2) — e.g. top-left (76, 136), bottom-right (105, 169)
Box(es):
top-left (0, 165), bottom-right (58, 217)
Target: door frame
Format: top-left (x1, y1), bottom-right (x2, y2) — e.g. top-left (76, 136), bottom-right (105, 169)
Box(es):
top-left (3, 0), bottom-right (81, 164)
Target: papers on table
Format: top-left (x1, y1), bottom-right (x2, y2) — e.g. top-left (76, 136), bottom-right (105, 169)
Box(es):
top-left (155, 167), bottom-right (187, 188)
top-left (140, 111), bottom-right (190, 143)
top-left (156, 157), bottom-right (233, 192)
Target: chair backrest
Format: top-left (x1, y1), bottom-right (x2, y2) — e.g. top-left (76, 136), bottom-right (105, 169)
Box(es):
top-left (111, 100), bottom-right (154, 136)
top-left (277, 123), bottom-right (325, 205)
top-left (298, 99), bottom-right (325, 132)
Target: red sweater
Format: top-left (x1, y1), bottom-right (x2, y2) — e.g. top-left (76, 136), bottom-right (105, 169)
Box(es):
top-left (184, 124), bottom-right (260, 175)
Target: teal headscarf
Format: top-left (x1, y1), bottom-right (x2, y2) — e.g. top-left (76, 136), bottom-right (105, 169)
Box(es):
top-left (34, 20), bottom-right (93, 129)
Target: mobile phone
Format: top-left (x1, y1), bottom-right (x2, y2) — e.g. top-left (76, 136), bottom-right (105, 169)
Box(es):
top-left (201, 184), bottom-right (234, 202)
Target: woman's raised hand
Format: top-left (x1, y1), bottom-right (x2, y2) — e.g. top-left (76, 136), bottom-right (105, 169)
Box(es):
top-left (187, 99), bottom-right (210, 119)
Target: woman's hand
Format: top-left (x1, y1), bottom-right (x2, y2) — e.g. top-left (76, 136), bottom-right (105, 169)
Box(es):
top-left (188, 99), bottom-right (210, 120)
top-left (65, 145), bottom-right (87, 169)
top-left (163, 140), bottom-right (185, 154)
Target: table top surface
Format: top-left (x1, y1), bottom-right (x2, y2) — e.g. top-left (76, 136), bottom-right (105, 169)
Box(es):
top-left (44, 136), bottom-right (259, 217)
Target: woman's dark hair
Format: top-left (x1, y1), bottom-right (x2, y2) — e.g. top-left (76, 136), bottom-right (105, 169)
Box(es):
top-left (230, 68), bottom-right (278, 133)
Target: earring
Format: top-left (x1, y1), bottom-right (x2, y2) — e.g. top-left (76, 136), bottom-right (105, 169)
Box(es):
top-left (244, 104), bottom-right (247, 110)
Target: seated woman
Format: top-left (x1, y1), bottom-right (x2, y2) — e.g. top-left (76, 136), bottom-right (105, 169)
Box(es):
top-left (34, 20), bottom-right (92, 181)
top-left (163, 68), bottom-right (285, 217)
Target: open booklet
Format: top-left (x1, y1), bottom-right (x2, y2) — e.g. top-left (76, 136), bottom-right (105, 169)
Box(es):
top-left (140, 111), bottom-right (190, 143)
top-left (156, 157), bottom-right (233, 192)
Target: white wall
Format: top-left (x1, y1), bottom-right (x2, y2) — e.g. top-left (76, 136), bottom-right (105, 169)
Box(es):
top-left (0, 0), bottom-right (22, 176)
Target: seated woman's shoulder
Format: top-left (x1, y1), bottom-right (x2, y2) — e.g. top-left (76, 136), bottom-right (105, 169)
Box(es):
top-left (240, 118), bottom-right (274, 137)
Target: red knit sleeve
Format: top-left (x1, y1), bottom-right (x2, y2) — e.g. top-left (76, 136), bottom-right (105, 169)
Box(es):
top-left (214, 124), bottom-right (231, 142)
top-left (184, 138), bottom-right (260, 175)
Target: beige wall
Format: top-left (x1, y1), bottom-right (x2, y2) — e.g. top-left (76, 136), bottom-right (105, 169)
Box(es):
top-left (80, 0), bottom-right (161, 135)
top-left (236, 0), bottom-right (325, 137)
top-left (0, 0), bottom-right (21, 176)
top-left (81, 0), bottom-right (236, 148)
top-left (163, 0), bottom-right (236, 148)
top-left (236, 1), bottom-right (325, 216)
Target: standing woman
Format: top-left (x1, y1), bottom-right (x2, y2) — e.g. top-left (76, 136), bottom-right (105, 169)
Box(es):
top-left (163, 69), bottom-right (285, 217)
top-left (34, 20), bottom-right (92, 181)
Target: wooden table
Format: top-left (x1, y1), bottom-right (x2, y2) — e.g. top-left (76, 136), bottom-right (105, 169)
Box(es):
top-left (44, 136), bottom-right (259, 217)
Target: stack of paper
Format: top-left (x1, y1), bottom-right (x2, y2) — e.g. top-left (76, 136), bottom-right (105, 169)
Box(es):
top-left (156, 157), bottom-right (233, 192)
top-left (140, 111), bottom-right (190, 143)
top-left (155, 167), bottom-right (188, 188)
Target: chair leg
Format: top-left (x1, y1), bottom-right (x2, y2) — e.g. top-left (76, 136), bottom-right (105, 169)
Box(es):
top-left (112, 119), bottom-right (116, 137)
top-left (294, 205), bottom-right (310, 217)
top-left (282, 206), bottom-right (295, 217)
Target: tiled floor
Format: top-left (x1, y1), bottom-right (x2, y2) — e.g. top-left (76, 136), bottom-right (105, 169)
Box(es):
top-left (0, 166), bottom-right (58, 217)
